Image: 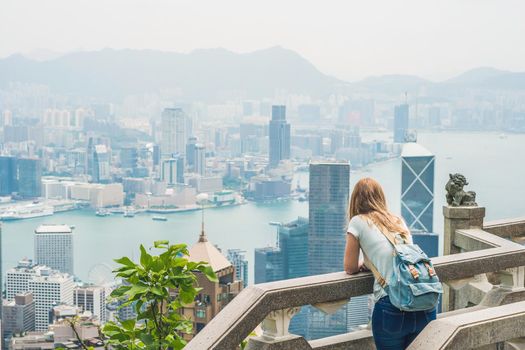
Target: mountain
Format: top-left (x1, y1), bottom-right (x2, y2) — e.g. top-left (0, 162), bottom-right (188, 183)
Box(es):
top-left (0, 47), bottom-right (343, 101)
top-left (351, 74), bottom-right (433, 95)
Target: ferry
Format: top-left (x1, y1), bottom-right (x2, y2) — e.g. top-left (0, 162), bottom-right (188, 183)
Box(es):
top-left (152, 216), bottom-right (168, 221)
top-left (95, 209), bottom-right (110, 217)
top-left (0, 203), bottom-right (54, 221)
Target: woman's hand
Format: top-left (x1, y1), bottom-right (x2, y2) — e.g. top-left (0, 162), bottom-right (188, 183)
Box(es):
top-left (344, 233), bottom-right (361, 274)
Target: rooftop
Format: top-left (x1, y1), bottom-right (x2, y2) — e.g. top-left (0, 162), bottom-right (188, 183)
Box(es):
top-left (401, 142), bottom-right (434, 157)
top-left (35, 224), bottom-right (73, 234)
top-left (187, 232), bottom-right (232, 272)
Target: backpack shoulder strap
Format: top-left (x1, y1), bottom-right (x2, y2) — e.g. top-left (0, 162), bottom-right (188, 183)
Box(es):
top-left (363, 252), bottom-right (387, 288)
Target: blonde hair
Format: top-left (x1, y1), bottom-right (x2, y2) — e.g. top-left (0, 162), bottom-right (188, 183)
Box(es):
top-left (349, 177), bottom-right (410, 240)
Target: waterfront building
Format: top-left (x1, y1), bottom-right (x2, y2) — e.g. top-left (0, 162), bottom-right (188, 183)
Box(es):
top-left (187, 175), bottom-right (222, 194)
top-left (74, 285), bottom-right (106, 324)
top-left (0, 156), bottom-right (17, 196)
top-left (249, 176), bottom-right (291, 201)
top-left (34, 224), bottom-right (74, 275)
top-left (182, 216), bottom-right (243, 339)
top-left (307, 161), bottom-right (351, 339)
top-left (68, 182), bottom-right (124, 208)
top-left (394, 103), bottom-right (409, 143)
top-left (269, 105), bottom-right (291, 168)
top-left (161, 108), bottom-right (188, 157)
top-left (92, 144), bottom-right (111, 183)
top-left (2, 292), bottom-right (36, 343)
top-left (28, 268), bottom-right (75, 331)
top-left (401, 143), bottom-right (435, 233)
top-left (161, 156), bottom-right (184, 185)
top-left (227, 249), bottom-right (249, 288)
top-left (17, 158), bottom-right (42, 198)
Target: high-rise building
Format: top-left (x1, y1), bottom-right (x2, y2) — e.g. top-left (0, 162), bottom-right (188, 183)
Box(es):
top-left (307, 161), bottom-right (350, 339)
top-left (93, 144), bottom-right (111, 183)
top-left (186, 136), bottom-right (198, 170)
top-left (74, 285), bottom-right (107, 324)
top-left (268, 105), bottom-right (290, 168)
top-left (6, 259), bottom-right (41, 300)
top-left (161, 156), bottom-right (184, 185)
top-left (254, 246), bottom-right (283, 284)
top-left (2, 292), bottom-right (36, 343)
top-left (29, 268), bottom-right (75, 331)
top-left (0, 156), bottom-right (17, 196)
top-left (394, 103), bottom-right (409, 143)
top-left (401, 143), bottom-right (435, 233)
top-left (227, 249), bottom-right (249, 288)
top-left (120, 147), bottom-right (138, 170)
top-left (17, 158), bottom-right (42, 198)
top-left (34, 224), bottom-right (74, 275)
top-left (161, 108), bottom-right (188, 157)
top-left (194, 144), bottom-right (206, 176)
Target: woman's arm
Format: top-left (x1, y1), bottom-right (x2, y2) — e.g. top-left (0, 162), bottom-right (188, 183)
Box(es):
top-left (344, 232), bottom-right (363, 274)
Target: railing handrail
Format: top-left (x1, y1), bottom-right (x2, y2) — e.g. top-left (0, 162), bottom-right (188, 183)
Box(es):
top-left (186, 228), bottom-right (525, 350)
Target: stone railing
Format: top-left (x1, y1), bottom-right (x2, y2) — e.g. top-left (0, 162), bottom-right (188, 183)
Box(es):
top-left (186, 207), bottom-right (525, 350)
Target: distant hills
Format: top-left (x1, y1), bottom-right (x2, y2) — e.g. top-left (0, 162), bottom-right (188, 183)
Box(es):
top-left (0, 47), bottom-right (524, 101)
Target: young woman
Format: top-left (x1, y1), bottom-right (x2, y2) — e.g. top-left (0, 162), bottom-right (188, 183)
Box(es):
top-left (344, 177), bottom-right (436, 350)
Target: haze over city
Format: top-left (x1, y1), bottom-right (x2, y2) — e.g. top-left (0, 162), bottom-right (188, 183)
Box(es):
top-left (1, 1), bottom-right (525, 349)
top-left (2, 0), bottom-right (525, 80)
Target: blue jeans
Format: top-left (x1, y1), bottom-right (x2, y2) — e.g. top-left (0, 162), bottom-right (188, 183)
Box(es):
top-left (372, 296), bottom-right (436, 350)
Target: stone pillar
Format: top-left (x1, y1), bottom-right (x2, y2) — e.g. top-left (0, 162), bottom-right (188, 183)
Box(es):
top-left (442, 205), bottom-right (485, 311)
top-left (443, 206), bottom-right (485, 255)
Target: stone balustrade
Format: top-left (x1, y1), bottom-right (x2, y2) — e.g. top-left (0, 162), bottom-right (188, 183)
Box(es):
top-left (186, 207), bottom-right (525, 350)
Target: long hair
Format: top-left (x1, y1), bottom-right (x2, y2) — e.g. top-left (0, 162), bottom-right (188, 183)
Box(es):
top-left (349, 177), bottom-right (410, 240)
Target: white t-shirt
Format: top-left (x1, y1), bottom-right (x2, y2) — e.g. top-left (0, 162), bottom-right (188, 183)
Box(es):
top-left (347, 214), bottom-right (411, 301)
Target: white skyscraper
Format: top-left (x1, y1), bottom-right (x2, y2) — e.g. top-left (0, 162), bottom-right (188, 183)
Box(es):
top-left (74, 285), bottom-right (107, 324)
top-left (6, 259), bottom-right (41, 300)
top-left (29, 268), bottom-right (75, 331)
top-left (161, 108), bottom-right (188, 156)
top-left (34, 224), bottom-right (74, 275)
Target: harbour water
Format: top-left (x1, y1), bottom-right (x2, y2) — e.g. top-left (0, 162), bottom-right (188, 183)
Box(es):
top-left (2, 131), bottom-right (524, 284)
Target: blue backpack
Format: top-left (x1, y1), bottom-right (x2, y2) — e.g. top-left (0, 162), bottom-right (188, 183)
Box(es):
top-left (365, 232), bottom-right (442, 311)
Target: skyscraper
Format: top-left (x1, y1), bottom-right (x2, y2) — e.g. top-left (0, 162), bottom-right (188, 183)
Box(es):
top-left (268, 105), bottom-right (290, 168)
top-left (29, 268), bottom-right (75, 331)
top-left (194, 144), bottom-right (206, 176)
top-left (34, 224), bottom-right (74, 275)
top-left (186, 136), bottom-right (198, 171)
top-left (93, 144), bottom-right (111, 183)
top-left (307, 161), bottom-right (350, 339)
top-left (17, 158), bottom-right (42, 198)
top-left (227, 249), bottom-right (249, 288)
top-left (161, 108), bottom-right (188, 157)
top-left (0, 156), bottom-right (17, 196)
top-left (161, 156), bottom-right (184, 185)
top-left (394, 103), bottom-right (409, 143)
top-left (401, 143), bottom-right (435, 233)
top-left (254, 247), bottom-right (284, 284)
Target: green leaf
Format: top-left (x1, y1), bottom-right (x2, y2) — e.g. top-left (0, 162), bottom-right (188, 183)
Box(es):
top-left (202, 265), bottom-right (218, 282)
top-left (139, 245), bottom-right (153, 268)
top-left (154, 240), bottom-right (169, 249)
top-left (114, 256), bottom-right (136, 267)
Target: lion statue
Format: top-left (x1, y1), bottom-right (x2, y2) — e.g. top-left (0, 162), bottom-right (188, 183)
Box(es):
top-left (445, 173), bottom-right (477, 207)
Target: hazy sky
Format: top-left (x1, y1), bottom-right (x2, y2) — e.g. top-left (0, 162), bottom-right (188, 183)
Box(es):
top-left (2, 0), bottom-right (525, 81)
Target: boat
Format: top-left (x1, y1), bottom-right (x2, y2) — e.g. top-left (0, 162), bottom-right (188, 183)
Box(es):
top-left (0, 203), bottom-right (54, 221)
top-left (96, 209), bottom-right (110, 217)
top-left (152, 216), bottom-right (168, 221)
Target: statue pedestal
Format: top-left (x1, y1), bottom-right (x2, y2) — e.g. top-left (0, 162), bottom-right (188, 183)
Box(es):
top-left (442, 205), bottom-right (485, 312)
top-left (443, 206), bottom-right (485, 255)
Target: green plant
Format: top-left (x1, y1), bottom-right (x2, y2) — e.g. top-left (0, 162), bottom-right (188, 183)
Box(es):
top-left (102, 240), bottom-right (217, 350)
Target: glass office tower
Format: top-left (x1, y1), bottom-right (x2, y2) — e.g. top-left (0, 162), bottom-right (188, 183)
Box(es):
top-left (268, 105), bottom-right (290, 168)
top-left (394, 103), bottom-right (409, 143)
top-left (401, 143), bottom-right (435, 233)
top-left (307, 161), bottom-right (350, 339)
